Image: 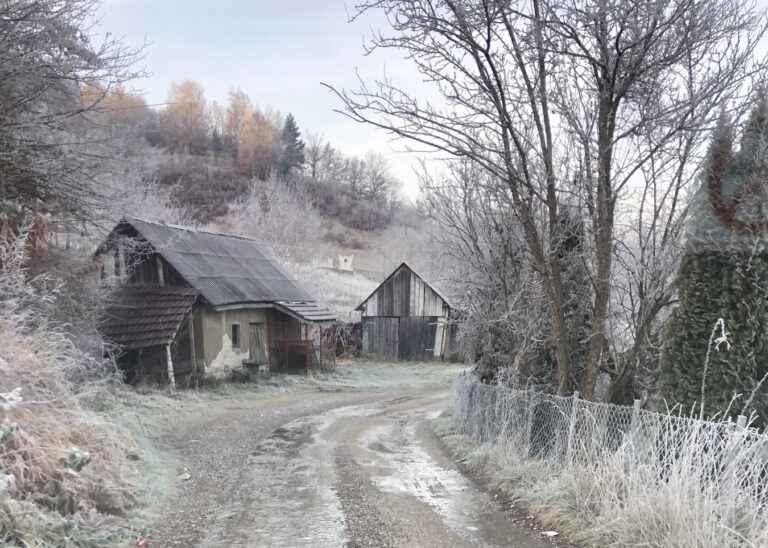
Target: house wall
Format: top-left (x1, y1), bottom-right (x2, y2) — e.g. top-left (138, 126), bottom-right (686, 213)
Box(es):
top-left (199, 306), bottom-right (268, 376)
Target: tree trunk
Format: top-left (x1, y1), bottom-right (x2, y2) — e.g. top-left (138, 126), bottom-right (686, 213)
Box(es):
top-left (582, 92), bottom-right (616, 400)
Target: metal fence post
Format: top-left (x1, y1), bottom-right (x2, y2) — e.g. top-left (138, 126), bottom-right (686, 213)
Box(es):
top-left (525, 390), bottom-right (534, 457)
top-left (630, 399), bottom-right (641, 443)
top-left (566, 391), bottom-right (580, 465)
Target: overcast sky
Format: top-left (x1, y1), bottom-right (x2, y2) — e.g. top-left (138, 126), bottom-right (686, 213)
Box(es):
top-left (96, 1), bottom-right (431, 200)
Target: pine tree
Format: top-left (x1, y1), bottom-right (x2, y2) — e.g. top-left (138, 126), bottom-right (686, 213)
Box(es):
top-left (278, 113), bottom-right (306, 175)
top-left (660, 101), bottom-right (768, 425)
top-left (212, 128), bottom-right (224, 156)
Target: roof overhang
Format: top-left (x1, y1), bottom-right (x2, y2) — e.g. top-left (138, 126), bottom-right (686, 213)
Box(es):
top-left (274, 301), bottom-right (337, 324)
top-left (211, 301), bottom-right (337, 324)
top-left (101, 284), bottom-right (199, 349)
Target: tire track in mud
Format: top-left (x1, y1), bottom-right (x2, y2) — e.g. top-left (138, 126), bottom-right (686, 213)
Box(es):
top-left (334, 445), bottom-right (411, 548)
top-left (154, 389), bottom-right (560, 547)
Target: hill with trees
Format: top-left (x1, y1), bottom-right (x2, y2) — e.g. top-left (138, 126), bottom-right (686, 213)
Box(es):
top-left (91, 81), bottom-right (405, 237)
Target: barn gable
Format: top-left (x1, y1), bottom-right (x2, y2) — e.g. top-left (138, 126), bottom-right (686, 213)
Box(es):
top-left (356, 263), bottom-right (449, 318)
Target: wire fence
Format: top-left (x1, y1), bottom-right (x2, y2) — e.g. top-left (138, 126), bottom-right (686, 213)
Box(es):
top-left (452, 373), bottom-right (768, 542)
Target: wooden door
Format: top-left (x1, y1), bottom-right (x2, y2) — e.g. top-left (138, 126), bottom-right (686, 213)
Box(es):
top-left (363, 317), bottom-right (399, 360)
top-left (249, 322), bottom-right (267, 364)
top-left (398, 317), bottom-right (438, 361)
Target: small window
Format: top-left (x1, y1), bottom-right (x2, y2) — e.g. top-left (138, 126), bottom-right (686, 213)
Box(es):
top-left (231, 323), bottom-right (241, 349)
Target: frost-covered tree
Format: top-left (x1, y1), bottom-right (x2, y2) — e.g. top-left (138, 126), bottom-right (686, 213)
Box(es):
top-left (661, 102), bottom-right (768, 423)
top-left (0, 0), bottom-right (143, 231)
top-left (330, 0), bottom-right (768, 399)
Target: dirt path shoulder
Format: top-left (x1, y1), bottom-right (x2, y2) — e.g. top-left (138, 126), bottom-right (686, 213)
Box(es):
top-left (134, 387), bottom-right (400, 547)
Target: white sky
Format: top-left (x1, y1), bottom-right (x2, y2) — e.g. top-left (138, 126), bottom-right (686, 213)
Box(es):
top-left (96, 0), bottom-right (431, 201)
top-left (97, 0), bottom-right (768, 203)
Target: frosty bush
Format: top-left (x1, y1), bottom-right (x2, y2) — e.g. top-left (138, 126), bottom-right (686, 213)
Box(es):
top-left (0, 241), bottom-right (137, 545)
top-left (452, 374), bottom-right (768, 547)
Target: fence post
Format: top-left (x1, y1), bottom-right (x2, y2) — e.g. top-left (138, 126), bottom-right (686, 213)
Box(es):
top-left (629, 399), bottom-right (641, 443)
top-left (566, 391), bottom-right (580, 466)
top-left (525, 390), bottom-right (534, 457)
top-left (736, 415), bottom-right (747, 429)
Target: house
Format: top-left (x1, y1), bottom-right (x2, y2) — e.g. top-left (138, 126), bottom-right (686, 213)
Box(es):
top-left (355, 262), bottom-right (456, 361)
top-left (98, 217), bottom-right (337, 386)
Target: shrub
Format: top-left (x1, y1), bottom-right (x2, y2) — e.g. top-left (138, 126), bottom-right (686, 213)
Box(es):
top-left (0, 242), bottom-right (137, 545)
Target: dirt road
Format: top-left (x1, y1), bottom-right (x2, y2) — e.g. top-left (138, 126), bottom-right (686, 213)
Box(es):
top-left (148, 387), bottom-right (556, 547)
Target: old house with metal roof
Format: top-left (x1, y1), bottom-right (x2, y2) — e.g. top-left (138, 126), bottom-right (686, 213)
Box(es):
top-left (99, 218), bottom-right (336, 387)
top-left (356, 262), bottom-right (456, 361)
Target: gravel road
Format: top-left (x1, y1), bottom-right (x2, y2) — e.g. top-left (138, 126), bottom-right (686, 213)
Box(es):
top-left (147, 386), bottom-right (559, 547)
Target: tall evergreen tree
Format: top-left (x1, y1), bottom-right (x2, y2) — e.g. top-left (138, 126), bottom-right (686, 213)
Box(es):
top-left (660, 101), bottom-right (768, 424)
top-left (278, 113), bottom-right (306, 175)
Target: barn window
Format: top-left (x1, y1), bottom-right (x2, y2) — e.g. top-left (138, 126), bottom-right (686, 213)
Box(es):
top-left (231, 323), bottom-right (241, 349)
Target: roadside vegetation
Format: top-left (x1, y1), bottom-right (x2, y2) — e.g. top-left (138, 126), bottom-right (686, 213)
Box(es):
top-left (436, 375), bottom-right (768, 548)
top-left (0, 0), bottom-right (434, 545)
top-left (0, 246), bottom-right (138, 546)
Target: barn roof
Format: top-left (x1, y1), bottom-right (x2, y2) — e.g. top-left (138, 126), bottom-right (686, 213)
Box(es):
top-left (355, 262), bottom-right (452, 311)
top-left (102, 284), bottom-right (198, 349)
top-left (120, 217), bottom-right (317, 306)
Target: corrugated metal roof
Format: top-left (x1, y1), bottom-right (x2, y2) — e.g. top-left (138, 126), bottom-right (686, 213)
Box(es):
top-left (275, 301), bottom-right (338, 323)
top-left (102, 284), bottom-right (198, 349)
top-left (125, 217), bottom-right (314, 306)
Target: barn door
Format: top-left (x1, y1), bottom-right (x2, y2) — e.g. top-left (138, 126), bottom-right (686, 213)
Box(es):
top-left (383, 317), bottom-right (399, 360)
top-left (363, 317), bottom-right (400, 360)
top-left (249, 322), bottom-right (267, 364)
top-left (398, 317), bottom-right (439, 361)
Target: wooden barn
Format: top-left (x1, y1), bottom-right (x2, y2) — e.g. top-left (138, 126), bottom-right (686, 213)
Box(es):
top-left (98, 217), bottom-right (337, 387)
top-left (356, 263), bottom-right (455, 361)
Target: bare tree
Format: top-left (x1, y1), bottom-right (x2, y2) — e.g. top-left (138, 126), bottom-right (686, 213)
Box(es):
top-left (363, 151), bottom-right (394, 202)
top-left (0, 0), bottom-right (144, 232)
top-left (328, 0), bottom-right (768, 400)
top-left (223, 175), bottom-right (322, 247)
top-left (304, 132), bottom-right (326, 180)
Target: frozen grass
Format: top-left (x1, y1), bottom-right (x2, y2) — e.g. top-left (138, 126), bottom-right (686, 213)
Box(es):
top-left (309, 359), bottom-right (468, 390)
top-left (445, 375), bottom-right (768, 548)
top-left (281, 262), bottom-right (378, 321)
top-left (118, 359), bottom-right (467, 419)
top-left (0, 247), bottom-right (138, 546)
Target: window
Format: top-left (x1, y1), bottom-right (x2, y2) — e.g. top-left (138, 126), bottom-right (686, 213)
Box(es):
top-left (231, 323), bottom-right (241, 349)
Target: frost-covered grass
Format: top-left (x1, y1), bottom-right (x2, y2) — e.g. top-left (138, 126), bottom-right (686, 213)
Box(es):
top-left (443, 376), bottom-right (768, 548)
top-left (0, 247), bottom-right (138, 546)
top-left (282, 262), bottom-right (378, 321)
top-left (310, 359), bottom-right (468, 390)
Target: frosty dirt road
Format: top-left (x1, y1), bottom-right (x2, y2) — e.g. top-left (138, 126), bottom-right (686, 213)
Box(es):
top-left (149, 387), bottom-right (555, 547)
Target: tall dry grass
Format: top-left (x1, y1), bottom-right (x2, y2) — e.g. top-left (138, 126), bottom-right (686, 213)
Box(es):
top-left (451, 374), bottom-right (768, 547)
top-left (0, 243), bottom-right (137, 546)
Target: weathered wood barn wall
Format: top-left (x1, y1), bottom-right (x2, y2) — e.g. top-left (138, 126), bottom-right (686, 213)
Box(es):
top-left (356, 263), bottom-right (454, 361)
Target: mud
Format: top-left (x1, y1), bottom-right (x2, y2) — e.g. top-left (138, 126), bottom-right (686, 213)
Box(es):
top-left (147, 387), bottom-right (561, 547)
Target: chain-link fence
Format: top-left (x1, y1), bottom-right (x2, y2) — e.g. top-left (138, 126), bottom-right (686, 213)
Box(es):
top-left (452, 373), bottom-right (768, 536)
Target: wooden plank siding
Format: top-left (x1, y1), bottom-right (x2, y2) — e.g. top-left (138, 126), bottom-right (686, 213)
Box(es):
top-left (362, 317), bottom-right (399, 359)
top-left (361, 265), bottom-right (445, 318)
top-left (398, 317), bottom-right (438, 360)
top-left (358, 263), bottom-right (451, 362)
